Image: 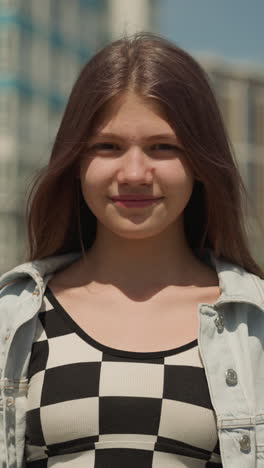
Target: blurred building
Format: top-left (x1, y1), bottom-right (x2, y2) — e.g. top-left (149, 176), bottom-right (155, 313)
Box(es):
top-left (0, 0), bottom-right (109, 273)
top-left (0, 0), bottom-right (154, 273)
top-left (196, 54), bottom-right (264, 263)
top-left (108, 0), bottom-right (154, 39)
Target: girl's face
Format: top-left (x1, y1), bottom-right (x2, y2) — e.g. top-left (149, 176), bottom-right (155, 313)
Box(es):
top-left (79, 91), bottom-right (195, 240)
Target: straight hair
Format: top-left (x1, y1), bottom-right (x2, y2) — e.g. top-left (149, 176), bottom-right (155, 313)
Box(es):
top-left (25, 32), bottom-right (264, 278)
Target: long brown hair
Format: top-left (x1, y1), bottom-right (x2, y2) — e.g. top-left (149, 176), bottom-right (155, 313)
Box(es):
top-left (25, 31), bottom-right (264, 278)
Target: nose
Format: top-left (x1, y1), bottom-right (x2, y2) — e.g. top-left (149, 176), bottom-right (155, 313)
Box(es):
top-left (116, 147), bottom-right (155, 185)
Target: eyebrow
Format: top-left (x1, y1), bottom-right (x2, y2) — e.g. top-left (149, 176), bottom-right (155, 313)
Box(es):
top-left (90, 132), bottom-right (179, 141)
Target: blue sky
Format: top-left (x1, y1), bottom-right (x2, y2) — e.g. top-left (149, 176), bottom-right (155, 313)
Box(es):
top-left (157, 0), bottom-right (264, 65)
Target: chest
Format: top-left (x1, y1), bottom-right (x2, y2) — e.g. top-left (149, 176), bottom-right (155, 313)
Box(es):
top-left (47, 285), bottom-right (219, 352)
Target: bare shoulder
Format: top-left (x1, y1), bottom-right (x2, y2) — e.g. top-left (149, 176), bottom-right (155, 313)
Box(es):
top-left (195, 265), bottom-right (220, 303)
top-left (48, 259), bottom-right (85, 295)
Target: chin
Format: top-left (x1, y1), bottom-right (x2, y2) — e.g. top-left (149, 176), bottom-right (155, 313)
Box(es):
top-left (110, 225), bottom-right (167, 240)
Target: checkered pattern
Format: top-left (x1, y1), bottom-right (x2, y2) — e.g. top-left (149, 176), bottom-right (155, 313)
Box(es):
top-left (25, 286), bottom-right (222, 467)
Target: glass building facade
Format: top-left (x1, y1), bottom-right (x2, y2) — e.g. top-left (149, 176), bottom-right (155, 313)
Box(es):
top-left (196, 55), bottom-right (264, 264)
top-left (0, 0), bottom-right (108, 273)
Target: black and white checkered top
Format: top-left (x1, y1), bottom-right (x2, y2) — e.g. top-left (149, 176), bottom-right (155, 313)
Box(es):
top-left (25, 286), bottom-right (222, 467)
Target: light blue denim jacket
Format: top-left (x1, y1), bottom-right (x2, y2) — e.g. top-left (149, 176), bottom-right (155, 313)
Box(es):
top-left (0, 248), bottom-right (264, 468)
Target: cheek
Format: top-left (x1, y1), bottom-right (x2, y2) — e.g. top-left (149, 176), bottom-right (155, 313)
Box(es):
top-left (162, 160), bottom-right (194, 194)
top-left (79, 158), bottom-right (114, 214)
top-left (80, 158), bottom-right (108, 192)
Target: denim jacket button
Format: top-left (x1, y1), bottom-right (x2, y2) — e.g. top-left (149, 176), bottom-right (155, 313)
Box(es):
top-left (214, 314), bottom-right (224, 332)
top-left (239, 435), bottom-right (251, 451)
top-left (225, 369), bottom-right (238, 386)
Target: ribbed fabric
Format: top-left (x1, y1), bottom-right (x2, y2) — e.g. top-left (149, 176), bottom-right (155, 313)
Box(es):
top-left (25, 286), bottom-right (222, 467)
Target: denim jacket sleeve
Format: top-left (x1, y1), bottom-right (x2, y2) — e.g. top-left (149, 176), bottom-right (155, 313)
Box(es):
top-left (0, 252), bottom-right (80, 468)
top-left (0, 278), bottom-right (40, 468)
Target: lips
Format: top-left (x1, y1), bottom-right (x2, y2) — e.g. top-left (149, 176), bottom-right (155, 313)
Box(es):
top-left (110, 196), bottom-right (163, 201)
top-left (109, 197), bottom-right (164, 208)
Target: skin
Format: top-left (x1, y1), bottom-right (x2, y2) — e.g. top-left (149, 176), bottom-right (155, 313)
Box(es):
top-left (72, 90), bottom-right (218, 299)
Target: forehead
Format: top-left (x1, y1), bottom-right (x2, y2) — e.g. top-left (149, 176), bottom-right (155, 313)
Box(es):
top-left (91, 92), bottom-right (174, 136)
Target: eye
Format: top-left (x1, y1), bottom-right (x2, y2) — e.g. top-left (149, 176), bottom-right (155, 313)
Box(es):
top-left (151, 144), bottom-right (181, 151)
top-left (91, 142), bottom-right (119, 151)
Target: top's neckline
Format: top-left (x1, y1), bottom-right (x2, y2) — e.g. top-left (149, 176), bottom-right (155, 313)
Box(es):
top-left (45, 285), bottom-right (198, 360)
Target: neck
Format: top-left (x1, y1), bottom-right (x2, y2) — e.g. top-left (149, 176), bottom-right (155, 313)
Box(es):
top-left (79, 221), bottom-right (214, 295)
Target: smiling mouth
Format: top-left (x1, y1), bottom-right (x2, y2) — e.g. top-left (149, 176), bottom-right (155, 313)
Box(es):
top-left (110, 198), bottom-right (164, 207)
